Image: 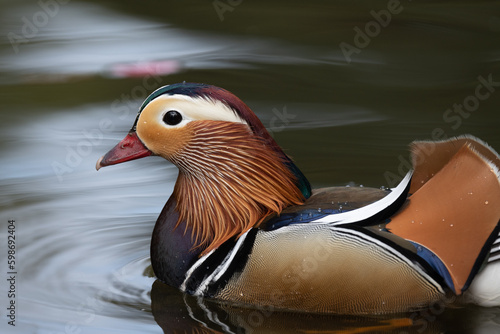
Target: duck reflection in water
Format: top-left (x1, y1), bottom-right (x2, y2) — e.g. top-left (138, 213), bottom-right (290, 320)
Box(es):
top-left (150, 279), bottom-right (448, 334)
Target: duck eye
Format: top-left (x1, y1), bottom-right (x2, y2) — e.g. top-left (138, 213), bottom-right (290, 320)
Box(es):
top-left (163, 110), bottom-right (182, 126)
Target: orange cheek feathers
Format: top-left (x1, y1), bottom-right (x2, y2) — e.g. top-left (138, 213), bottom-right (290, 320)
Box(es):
top-left (136, 116), bottom-right (193, 161)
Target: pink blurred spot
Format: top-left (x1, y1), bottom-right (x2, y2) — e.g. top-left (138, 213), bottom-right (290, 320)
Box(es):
top-left (109, 60), bottom-right (181, 78)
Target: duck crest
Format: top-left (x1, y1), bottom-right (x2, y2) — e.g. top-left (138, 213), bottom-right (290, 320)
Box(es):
top-left (171, 120), bottom-right (305, 256)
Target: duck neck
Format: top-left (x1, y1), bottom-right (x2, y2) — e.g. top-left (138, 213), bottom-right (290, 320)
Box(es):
top-left (169, 121), bottom-right (307, 256)
top-left (151, 121), bottom-right (310, 285)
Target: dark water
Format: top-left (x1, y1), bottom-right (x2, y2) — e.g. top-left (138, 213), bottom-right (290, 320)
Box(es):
top-left (1, 0), bottom-right (500, 333)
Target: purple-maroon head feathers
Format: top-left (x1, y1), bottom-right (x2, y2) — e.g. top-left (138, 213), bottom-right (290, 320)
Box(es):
top-left (133, 83), bottom-right (263, 136)
top-left (133, 82), bottom-right (311, 198)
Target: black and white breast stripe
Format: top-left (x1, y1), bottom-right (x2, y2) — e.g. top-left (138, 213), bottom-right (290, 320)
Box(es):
top-left (311, 171), bottom-right (413, 225)
top-left (180, 228), bottom-right (257, 296)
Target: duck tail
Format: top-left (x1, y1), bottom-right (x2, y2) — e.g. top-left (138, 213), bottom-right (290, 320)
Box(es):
top-left (387, 135), bottom-right (500, 300)
top-left (466, 230), bottom-right (500, 306)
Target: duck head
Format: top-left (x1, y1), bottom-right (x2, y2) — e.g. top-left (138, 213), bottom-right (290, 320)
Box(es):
top-left (97, 82), bottom-right (310, 254)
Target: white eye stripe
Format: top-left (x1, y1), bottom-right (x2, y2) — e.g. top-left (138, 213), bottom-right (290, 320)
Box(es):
top-left (150, 94), bottom-right (247, 125)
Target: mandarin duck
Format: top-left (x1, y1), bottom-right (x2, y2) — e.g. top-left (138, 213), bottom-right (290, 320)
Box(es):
top-left (96, 82), bottom-right (500, 315)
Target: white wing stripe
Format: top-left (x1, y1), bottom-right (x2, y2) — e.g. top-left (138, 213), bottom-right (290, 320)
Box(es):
top-left (311, 170), bottom-right (413, 225)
